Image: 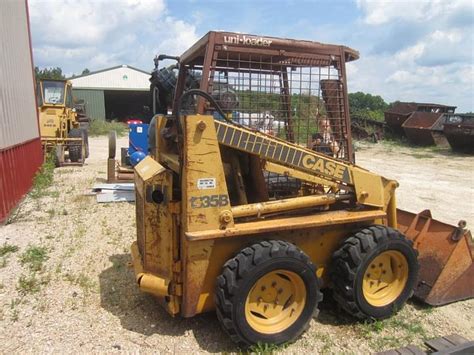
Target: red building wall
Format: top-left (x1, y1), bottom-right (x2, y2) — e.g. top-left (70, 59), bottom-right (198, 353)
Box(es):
top-left (0, 0), bottom-right (43, 223)
top-left (0, 139), bottom-right (43, 223)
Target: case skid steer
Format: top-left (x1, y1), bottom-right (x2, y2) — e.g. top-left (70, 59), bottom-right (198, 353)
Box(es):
top-left (37, 79), bottom-right (89, 166)
top-left (131, 32), bottom-right (473, 346)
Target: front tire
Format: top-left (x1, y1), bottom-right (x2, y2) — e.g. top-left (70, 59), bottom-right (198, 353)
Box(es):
top-left (68, 128), bottom-right (85, 163)
top-left (215, 240), bottom-right (322, 347)
top-left (331, 225), bottom-right (419, 320)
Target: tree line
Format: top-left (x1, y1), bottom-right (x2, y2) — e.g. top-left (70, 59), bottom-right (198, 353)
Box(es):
top-left (34, 67), bottom-right (90, 81)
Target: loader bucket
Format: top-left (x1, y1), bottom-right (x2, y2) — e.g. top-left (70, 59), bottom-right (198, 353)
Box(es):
top-left (397, 209), bottom-right (474, 306)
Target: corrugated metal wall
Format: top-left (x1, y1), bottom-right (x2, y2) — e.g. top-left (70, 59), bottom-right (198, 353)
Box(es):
top-left (1, 139), bottom-right (43, 223)
top-left (0, 0), bottom-right (43, 223)
top-left (0, 0), bottom-right (40, 149)
top-left (73, 89), bottom-right (106, 120)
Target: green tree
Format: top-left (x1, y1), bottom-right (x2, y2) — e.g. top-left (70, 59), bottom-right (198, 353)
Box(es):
top-left (81, 68), bottom-right (90, 75)
top-left (349, 91), bottom-right (389, 121)
top-left (34, 67), bottom-right (65, 81)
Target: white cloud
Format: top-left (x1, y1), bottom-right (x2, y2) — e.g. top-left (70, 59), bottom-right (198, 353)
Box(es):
top-left (352, 0), bottom-right (473, 111)
top-left (29, 0), bottom-right (198, 74)
top-left (356, 0), bottom-right (472, 26)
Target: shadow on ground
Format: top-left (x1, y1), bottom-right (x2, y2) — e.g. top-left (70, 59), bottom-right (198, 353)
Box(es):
top-left (100, 255), bottom-right (432, 351)
top-left (99, 254), bottom-right (235, 353)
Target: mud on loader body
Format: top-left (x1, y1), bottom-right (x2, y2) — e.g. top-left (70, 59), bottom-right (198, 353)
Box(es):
top-left (37, 79), bottom-right (89, 166)
top-left (131, 32), bottom-right (473, 346)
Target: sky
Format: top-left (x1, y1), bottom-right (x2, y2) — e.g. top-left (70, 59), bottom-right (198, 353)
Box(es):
top-left (29, 0), bottom-right (474, 112)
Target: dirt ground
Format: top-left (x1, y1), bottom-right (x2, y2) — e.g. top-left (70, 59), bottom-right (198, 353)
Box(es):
top-left (0, 137), bottom-right (473, 354)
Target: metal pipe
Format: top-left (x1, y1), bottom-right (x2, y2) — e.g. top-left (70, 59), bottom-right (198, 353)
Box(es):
top-left (231, 194), bottom-right (345, 219)
top-left (131, 242), bottom-right (170, 297)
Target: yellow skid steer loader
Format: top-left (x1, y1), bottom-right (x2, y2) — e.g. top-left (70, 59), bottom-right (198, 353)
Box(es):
top-left (131, 31), bottom-right (473, 346)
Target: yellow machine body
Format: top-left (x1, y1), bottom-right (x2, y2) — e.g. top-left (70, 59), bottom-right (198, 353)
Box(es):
top-left (133, 114), bottom-right (397, 316)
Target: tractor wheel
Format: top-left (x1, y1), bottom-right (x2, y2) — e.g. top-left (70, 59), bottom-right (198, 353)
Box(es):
top-left (54, 145), bottom-right (65, 167)
top-left (81, 128), bottom-right (89, 158)
top-left (215, 240), bottom-right (322, 347)
top-left (331, 225), bottom-right (419, 320)
top-left (108, 130), bottom-right (117, 159)
top-left (68, 128), bottom-right (85, 163)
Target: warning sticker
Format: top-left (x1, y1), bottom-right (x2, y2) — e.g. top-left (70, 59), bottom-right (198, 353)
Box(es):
top-left (137, 127), bottom-right (143, 133)
top-left (197, 178), bottom-right (216, 190)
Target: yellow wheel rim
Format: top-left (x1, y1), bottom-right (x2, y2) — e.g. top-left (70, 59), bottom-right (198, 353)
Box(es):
top-left (362, 250), bottom-right (409, 307)
top-left (244, 270), bottom-right (306, 334)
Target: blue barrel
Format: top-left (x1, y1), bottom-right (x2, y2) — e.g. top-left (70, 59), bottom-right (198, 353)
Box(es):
top-left (128, 123), bottom-right (149, 156)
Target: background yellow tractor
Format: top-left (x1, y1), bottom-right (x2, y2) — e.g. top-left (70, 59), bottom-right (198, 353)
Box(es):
top-left (37, 79), bottom-right (89, 166)
top-left (131, 31), bottom-right (473, 347)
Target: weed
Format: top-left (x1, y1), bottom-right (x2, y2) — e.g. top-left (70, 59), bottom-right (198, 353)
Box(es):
top-left (20, 245), bottom-right (49, 272)
top-left (248, 341), bottom-right (287, 354)
top-left (421, 306), bottom-right (434, 315)
top-left (317, 332), bottom-right (335, 353)
top-left (11, 309), bottom-right (19, 322)
top-left (30, 153), bottom-right (56, 199)
top-left (17, 273), bottom-right (50, 295)
top-left (64, 272), bottom-right (97, 294)
top-left (88, 119), bottom-right (127, 137)
top-left (17, 274), bottom-right (41, 294)
top-left (10, 298), bottom-right (22, 309)
top-left (358, 319), bottom-right (385, 338)
top-left (0, 243), bottom-right (19, 257)
top-left (0, 258), bottom-right (7, 268)
top-left (47, 209), bottom-right (55, 218)
top-left (5, 205), bottom-right (25, 224)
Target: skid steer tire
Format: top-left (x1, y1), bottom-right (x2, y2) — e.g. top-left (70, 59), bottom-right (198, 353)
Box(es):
top-left (331, 225), bottom-right (419, 320)
top-left (68, 128), bottom-right (84, 163)
top-left (215, 240), bottom-right (322, 347)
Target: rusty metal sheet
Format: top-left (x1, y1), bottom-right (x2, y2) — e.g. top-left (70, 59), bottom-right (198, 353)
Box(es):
top-left (402, 112), bottom-right (445, 145)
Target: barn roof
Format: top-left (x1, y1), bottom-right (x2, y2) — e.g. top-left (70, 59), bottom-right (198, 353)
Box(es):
top-left (69, 65), bottom-right (150, 91)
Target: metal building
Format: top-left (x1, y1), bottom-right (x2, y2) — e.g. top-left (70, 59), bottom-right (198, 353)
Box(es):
top-left (69, 65), bottom-right (151, 122)
top-left (0, 0), bottom-right (43, 223)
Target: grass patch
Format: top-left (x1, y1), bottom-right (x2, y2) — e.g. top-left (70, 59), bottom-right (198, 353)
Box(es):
top-left (30, 153), bottom-right (56, 199)
top-left (0, 243), bottom-right (19, 268)
top-left (0, 243), bottom-right (19, 257)
top-left (64, 272), bottom-right (97, 295)
top-left (355, 308), bottom-right (428, 351)
top-left (247, 341), bottom-right (288, 354)
top-left (17, 274), bottom-right (41, 294)
top-left (88, 119), bottom-right (127, 137)
top-left (20, 245), bottom-right (49, 272)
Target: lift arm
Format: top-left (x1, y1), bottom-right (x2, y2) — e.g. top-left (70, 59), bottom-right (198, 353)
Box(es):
top-left (214, 120), bottom-right (398, 209)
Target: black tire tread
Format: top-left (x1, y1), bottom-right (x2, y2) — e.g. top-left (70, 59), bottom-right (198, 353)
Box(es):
top-left (215, 240), bottom-right (322, 347)
top-left (331, 225), bottom-right (418, 320)
top-left (68, 128), bottom-right (84, 162)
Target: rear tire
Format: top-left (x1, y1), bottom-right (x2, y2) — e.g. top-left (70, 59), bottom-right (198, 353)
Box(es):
top-left (215, 240), bottom-right (322, 347)
top-left (331, 225), bottom-right (419, 320)
top-left (81, 128), bottom-right (89, 158)
top-left (68, 128), bottom-right (84, 163)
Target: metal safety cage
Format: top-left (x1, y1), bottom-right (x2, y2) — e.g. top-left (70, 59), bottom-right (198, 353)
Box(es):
top-left (175, 31), bottom-right (358, 163)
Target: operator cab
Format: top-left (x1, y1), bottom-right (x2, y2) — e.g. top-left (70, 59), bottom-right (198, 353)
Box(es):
top-left (37, 80), bottom-right (73, 109)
